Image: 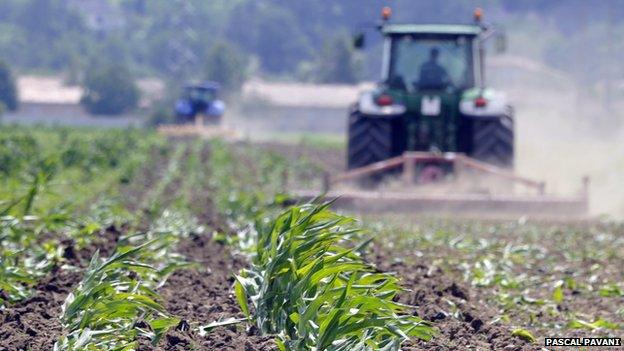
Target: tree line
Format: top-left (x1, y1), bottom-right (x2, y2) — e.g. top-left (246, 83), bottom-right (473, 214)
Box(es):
top-left (1, 0), bottom-right (624, 115)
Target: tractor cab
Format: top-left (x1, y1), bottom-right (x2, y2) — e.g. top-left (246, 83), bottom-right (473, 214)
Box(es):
top-left (174, 82), bottom-right (225, 124)
top-left (382, 24), bottom-right (480, 93)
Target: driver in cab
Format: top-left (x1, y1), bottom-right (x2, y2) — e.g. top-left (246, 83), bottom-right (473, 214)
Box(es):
top-left (417, 47), bottom-right (452, 89)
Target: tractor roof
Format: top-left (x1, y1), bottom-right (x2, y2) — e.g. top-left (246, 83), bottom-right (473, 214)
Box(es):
top-left (184, 81), bottom-right (221, 91)
top-left (382, 24), bottom-right (481, 36)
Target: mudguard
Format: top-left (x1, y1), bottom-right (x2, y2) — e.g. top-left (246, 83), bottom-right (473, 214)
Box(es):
top-left (175, 99), bottom-right (194, 117)
top-left (459, 87), bottom-right (510, 118)
top-left (207, 100), bottom-right (226, 117)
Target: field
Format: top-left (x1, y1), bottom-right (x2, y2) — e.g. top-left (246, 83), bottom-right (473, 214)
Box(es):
top-left (0, 127), bottom-right (622, 351)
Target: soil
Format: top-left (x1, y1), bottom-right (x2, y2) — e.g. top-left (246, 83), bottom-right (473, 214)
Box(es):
top-left (140, 141), bottom-right (275, 350)
top-left (0, 204), bottom-right (271, 351)
top-left (149, 233), bottom-right (275, 351)
top-left (0, 267), bottom-right (81, 351)
top-left (145, 226), bottom-right (536, 351)
top-left (371, 254), bottom-right (540, 350)
top-left (0, 227), bottom-right (122, 351)
top-left (366, 218), bottom-right (624, 349)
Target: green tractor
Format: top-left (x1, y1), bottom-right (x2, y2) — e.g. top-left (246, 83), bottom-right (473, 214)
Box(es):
top-left (348, 8), bottom-right (513, 181)
top-left (296, 8), bottom-right (588, 217)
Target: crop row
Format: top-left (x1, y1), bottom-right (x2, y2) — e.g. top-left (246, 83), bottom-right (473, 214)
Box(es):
top-left (0, 128), bottom-right (212, 349)
top-left (2, 128), bottom-right (449, 350)
top-left (55, 210), bottom-right (198, 350)
top-left (1, 128), bottom-right (162, 307)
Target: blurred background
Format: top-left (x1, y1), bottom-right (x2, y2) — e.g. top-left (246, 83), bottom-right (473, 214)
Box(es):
top-left (0, 0), bottom-right (623, 216)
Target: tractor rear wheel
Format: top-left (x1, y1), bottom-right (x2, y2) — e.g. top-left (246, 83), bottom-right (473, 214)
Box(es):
top-left (347, 109), bottom-right (405, 170)
top-left (470, 114), bottom-right (514, 168)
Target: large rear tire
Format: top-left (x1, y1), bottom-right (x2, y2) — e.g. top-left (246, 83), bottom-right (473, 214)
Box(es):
top-left (470, 113), bottom-right (514, 168)
top-left (347, 109), bottom-right (405, 170)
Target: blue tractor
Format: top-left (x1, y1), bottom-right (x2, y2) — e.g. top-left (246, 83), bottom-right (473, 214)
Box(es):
top-left (174, 82), bottom-right (226, 124)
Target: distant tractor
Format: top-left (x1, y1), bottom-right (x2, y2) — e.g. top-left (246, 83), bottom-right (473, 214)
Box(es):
top-left (174, 82), bottom-right (225, 125)
top-left (348, 8), bottom-right (513, 181)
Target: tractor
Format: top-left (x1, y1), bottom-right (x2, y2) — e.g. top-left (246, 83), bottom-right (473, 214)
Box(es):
top-left (293, 8), bottom-right (588, 218)
top-left (348, 8), bottom-right (513, 182)
top-left (158, 82), bottom-right (230, 138)
top-left (174, 82), bottom-right (225, 125)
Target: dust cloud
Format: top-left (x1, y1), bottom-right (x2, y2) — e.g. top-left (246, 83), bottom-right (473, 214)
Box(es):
top-left (493, 61), bottom-right (624, 218)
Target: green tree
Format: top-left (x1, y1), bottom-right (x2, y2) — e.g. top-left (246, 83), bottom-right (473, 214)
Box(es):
top-left (81, 63), bottom-right (140, 115)
top-left (17, 0), bottom-right (88, 70)
top-left (226, 2), bottom-right (310, 74)
top-left (204, 41), bottom-right (247, 93)
top-left (316, 34), bottom-right (361, 84)
top-left (0, 60), bottom-right (18, 111)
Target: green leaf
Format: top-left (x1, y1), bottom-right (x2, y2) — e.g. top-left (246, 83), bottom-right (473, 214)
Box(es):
top-left (511, 329), bottom-right (537, 343)
top-left (150, 317), bottom-right (181, 344)
top-left (275, 339), bottom-right (287, 351)
top-left (198, 317), bottom-right (246, 336)
top-left (599, 284), bottom-right (623, 297)
top-left (552, 281), bottom-right (564, 304)
top-left (567, 319), bottom-right (621, 330)
top-left (234, 277), bottom-right (250, 319)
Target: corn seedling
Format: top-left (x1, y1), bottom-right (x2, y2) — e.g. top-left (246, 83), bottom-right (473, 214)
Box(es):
top-left (0, 214), bottom-right (63, 304)
top-left (55, 207), bottom-right (199, 350)
top-left (235, 201), bottom-right (435, 351)
top-left (566, 318), bottom-right (621, 331)
top-left (55, 242), bottom-right (180, 350)
top-left (511, 329), bottom-right (537, 343)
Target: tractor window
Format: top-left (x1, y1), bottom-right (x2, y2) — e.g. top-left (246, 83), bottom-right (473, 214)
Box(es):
top-left (185, 88), bottom-right (217, 102)
top-left (389, 35), bottom-right (474, 91)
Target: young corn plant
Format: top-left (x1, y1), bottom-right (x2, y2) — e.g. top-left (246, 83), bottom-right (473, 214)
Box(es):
top-left (128, 209), bottom-right (200, 287)
top-left (0, 213), bottom-right (63, 305)
top-left (0, 249), bottom-right (39, 304)
top-left (235, 201), bottom-right (435, 351)
top-left (66, 198), bottom-right (134, 249)
top-left (55, 209), bottom-right (198, 350)
top-left (55, 242), bottom-right (180, 351)
top-left (0, 176), bottom-right (135, 306)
